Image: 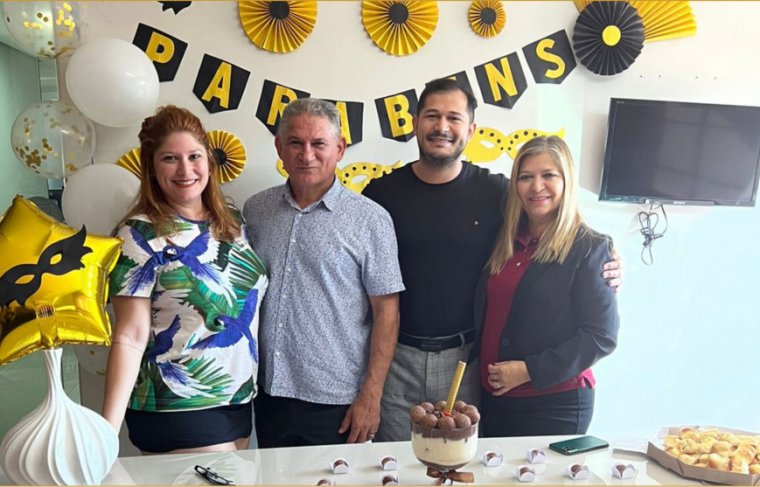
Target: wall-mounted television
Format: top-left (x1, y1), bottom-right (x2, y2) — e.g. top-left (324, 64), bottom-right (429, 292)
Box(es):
top-left (599, 98), bottom-right (760, 206)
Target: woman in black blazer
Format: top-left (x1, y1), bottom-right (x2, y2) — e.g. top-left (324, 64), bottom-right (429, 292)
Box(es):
top-left (475, 136), bottom-right (619, 437)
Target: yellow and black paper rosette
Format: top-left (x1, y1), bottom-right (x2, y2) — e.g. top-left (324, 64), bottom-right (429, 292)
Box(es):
top-left (238, 0), bottom-right (317, 54)
top-left (573, 1), bottom-right (644, 76)
top-left (115, 131), bottom-right (246, 184)
top-left (468, 0), bottom-right (506, 38)
top-left (116, 148), bottom-right (142, 178)
top-left (362, 0), bottom-right (439, 56)
top-left (208, 130), bottom-right (246, 184)
top-left (574, 0), bottom-right (696, 43)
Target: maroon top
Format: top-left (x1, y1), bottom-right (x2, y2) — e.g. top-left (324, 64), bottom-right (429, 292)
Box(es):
top-left (480, 236), bottom-right (595, 397)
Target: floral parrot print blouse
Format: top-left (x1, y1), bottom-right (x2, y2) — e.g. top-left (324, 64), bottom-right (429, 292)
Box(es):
top-left (109, 212), bottom-right (268, 412)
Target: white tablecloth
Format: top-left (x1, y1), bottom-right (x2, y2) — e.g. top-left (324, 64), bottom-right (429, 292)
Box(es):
top-left (0, 434), bottom-right (699, 485)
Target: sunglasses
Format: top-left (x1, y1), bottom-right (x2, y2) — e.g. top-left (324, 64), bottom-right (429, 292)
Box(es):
top-left (194, 465), bottom-right (235, 486)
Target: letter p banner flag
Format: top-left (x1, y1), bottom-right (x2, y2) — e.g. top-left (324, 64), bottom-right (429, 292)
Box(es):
top-left (132, 23), bottom-right (187, 82)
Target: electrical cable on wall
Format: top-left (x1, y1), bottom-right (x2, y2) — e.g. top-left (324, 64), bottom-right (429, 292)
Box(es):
top-left (637, 203), bottom-right (668, 265)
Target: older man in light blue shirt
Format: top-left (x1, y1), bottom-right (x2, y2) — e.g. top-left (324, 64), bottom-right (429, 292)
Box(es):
top-left (244, 98), bottom-right (404, 447)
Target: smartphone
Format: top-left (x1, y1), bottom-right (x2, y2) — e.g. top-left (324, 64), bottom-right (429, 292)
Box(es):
top-left (549, 435), bottom-right (609, 455)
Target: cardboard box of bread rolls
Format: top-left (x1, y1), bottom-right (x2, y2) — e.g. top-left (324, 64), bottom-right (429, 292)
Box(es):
top-left (647, 426), bottom-right (760, 485)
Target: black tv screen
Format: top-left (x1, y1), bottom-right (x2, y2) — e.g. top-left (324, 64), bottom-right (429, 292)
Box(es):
top-left (599, 98), bottom-right (760, 206)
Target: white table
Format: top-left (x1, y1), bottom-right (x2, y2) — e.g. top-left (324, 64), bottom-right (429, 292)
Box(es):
top-left (0, 435), bottom-right (698, 485)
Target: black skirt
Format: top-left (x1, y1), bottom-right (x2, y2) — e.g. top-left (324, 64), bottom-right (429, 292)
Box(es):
top-left (125, 402), bottom-right (252, 453)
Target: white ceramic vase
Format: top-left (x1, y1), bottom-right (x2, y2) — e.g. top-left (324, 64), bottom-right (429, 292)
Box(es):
top-left (0, 348), bottom-right (119, 485)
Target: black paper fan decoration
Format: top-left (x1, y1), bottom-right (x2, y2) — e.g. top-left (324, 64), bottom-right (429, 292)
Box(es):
top-left (573, 1), bottom-right (644, 76)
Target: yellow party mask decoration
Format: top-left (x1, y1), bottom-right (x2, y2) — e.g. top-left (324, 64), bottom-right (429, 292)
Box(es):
top-left (0, 196), bottom-right (121, 366)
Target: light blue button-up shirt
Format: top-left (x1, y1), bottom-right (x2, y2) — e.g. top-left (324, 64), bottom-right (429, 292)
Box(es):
top-left (244, 179), bottom-right (404, 404)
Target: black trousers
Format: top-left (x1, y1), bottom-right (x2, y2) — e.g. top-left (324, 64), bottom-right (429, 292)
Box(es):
top-left (254, 390), bottom-right (350, 448)
top-left (481, 386), bottom-right (594, 437)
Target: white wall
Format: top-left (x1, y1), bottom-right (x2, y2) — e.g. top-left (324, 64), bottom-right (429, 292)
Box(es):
top-left (66, 1), bottom-right (760, 440)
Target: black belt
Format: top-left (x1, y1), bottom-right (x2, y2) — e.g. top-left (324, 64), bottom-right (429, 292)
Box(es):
top-left (398, 329), bottom-right (476, 352)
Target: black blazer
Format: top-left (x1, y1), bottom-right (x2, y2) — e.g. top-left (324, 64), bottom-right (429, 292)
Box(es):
top-left (470, 227), bottom-right (619, 390)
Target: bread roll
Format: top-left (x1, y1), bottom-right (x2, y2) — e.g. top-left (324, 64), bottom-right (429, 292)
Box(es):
top-left (731, 445), bottom-right (755, 473)
top-left (663, 436), bottom-right (681, 448)
top-left (712, 440), bottom-right (732, 456)
top-left (664, 446), bottom-right (680, 457)
top-left (730, 459), bottom-right (749, 474)
top-left (708, 453), bottom-right (730, 471)
top-left (662, 428), bottom-right (760, 474)
top-left (680, 427), bottom-right (698, 440)
top-left (699, 437), bottom-right (716, 454)
top-left (679, 454), bottom-right (699, 465)
top-left (683, 439), bottom-right (701, 454)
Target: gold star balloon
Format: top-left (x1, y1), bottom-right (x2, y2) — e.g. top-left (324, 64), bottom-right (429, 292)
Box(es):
top-left (0, 196), bottom-right (121, 366)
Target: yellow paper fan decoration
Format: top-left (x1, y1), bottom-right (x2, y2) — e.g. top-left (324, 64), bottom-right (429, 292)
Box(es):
top-left (362, 0), bottom-right (439, 56)
top-left (468, 0), bottom-right (506, 38)
top-left (573, 0), bottom-right (696, 42)
top-left (208, 130), bottom-right (247, 184)
top-left (276, 159), bottom-right (403, 193)
top-left (238, 0), bottom-right (318, 54)
top-left (630, 1), bottom-right (696, 42)
top-left (115, 148), bottom-right (141, 179)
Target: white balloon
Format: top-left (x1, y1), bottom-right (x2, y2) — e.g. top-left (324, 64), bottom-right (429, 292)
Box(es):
top-left (65, 37), bottom-right (159, 127)
top-left (62, 163), bottom-right (139, 235)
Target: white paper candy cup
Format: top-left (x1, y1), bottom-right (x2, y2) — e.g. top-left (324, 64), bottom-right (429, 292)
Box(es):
top-left (381, 473), bottom-right (399, 485)
top-left (482, 451), bottom-right (504, 467)
top-left (516, 465), bottom-right (537, 482)
top-left (611, 463), bottom-right (637, 479)
top-left (330, 458), bottom-right (349, 474)
top-left (380, 455), bottom-right (398, 470)
top-left (566, 463), bottom-right (590, 480)
top-left (526, 448), bottom-right (547, 464)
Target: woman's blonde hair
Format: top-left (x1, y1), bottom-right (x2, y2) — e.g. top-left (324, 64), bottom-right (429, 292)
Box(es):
top-left (487, 136), bottom-right (585, 273)
top-left (121, 105), bottom-right (240, 241)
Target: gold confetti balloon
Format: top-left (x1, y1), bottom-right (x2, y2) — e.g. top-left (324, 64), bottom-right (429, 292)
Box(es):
top-left (10, 100), bottom-right (96, 180)
top-left (0, 196), bottom-right (121, 367)
top-left (1, 2), bottom-right (86, 59)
